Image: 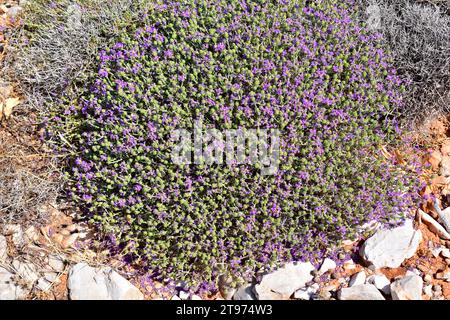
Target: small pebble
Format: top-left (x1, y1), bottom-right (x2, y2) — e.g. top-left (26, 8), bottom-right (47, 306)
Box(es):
top-left (178, 290), bottom-right (190, 300)
top-left (3, 224), bottom-right (21, 236)
top-left (423, 285), bottom-right (433, 297)
top-left (432, 284), bottom-right (442, 291)
top-left (343, 260), bottom-right (356, 271)
top-left (318, 290), bottom-right (332, 300)
top-left (61, 233), bottom-right (78, 249)
top-left (430, 246), bottom-right (442, 258)
top-left (44, 272), bottom-right (59, 283)
top-left (52, 233), bottom-right (64, 244)
top-left (24, 226), bottom-right (40, 243)
top-left (48, 255), bottom-right (65, 272)
top-left (366, 274), bottom-right (391, 295)
top-left (318, 258), bottom-right (337, 275)
top-left (441, 248), bottom-right (450, 258)
top-left (322, 282), bottom-right (338, 291)
top-left (349, 271), bottom-right (366, 287)
top-left (36, 278), bottom-right (52, 292)
top-left (59, 229), bottom-right (72, 236)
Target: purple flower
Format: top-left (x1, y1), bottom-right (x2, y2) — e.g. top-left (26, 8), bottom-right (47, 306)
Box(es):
top-left (214, 42), bottom-right (226, 52)
top-left (99, 69), bottom-right (108, 77)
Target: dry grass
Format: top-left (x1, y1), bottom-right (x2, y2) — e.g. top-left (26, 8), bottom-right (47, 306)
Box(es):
top-left (3, 0), bottom-right (152, 114)
top-left (0, 106), bottom-right (61, 225)
top-left (0, 0), bottom-right (151, 225)
top-left (356, 0), bottom-right (450, 126)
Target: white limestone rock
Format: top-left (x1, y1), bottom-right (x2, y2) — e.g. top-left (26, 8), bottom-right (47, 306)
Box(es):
top-left (68, 263), bottom-right (144, 300)
top-left (233, 284), bottom-right (257, 300)
top-left (0, 267), bottom-right (28, 300)
top-left (338, 284), bottom-right (385, 300)
top-left (255, 262), bottom-right (315, 300)
top-left (349, 271), bottom-right (366, 287)
top-left (360, 219), bottom-right (422, 269)
top-left (318, 258), bottom-right (337, 275)
top-left (366, 274), bottom-right (391, 295)
top-left (390, 274), bottom-right (423, 300)
top-left (0, 235), bottom-right (7, 263)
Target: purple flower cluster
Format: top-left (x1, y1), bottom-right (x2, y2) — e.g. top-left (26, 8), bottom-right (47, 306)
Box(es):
top-left (53, 0), bottom-right (421, 290)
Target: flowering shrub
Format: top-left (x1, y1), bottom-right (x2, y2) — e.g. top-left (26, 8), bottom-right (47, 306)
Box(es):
top-left (52, 0), bottom-right (420, 289)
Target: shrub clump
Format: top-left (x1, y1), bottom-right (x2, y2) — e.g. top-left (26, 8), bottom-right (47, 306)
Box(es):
top-left (52, 0), bottom-right (420, 289)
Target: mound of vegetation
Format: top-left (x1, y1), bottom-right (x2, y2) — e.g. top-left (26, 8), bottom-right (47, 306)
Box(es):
top-left (51, 0), bottom-right (420, 290)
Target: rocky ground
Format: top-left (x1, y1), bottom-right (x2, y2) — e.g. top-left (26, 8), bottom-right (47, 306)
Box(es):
top-left (1, 196), bottom-right (450, 300)
top-left (1, 1), bottom-right (450, 301)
